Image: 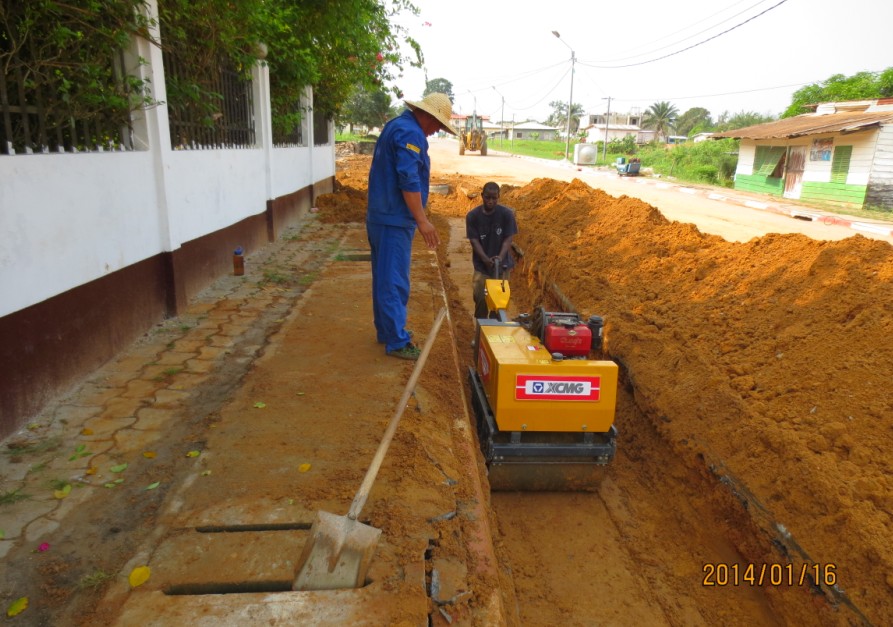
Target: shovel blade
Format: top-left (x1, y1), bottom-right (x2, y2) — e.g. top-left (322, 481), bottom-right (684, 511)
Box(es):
top-left (293, 511), bottom-right (382, 591)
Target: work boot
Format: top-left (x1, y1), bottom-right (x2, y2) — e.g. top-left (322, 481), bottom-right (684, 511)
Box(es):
top-left (388, 343), bottom-right (421, 361)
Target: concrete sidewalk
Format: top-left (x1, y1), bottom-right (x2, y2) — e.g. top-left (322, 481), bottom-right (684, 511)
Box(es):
top-left (0, 211), bottom-right (504, 625)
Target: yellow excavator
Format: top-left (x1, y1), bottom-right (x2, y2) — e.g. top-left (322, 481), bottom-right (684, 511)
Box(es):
top-left (459, 113), bottom-right (487, 156)
top-left (468, 267), bottom-right (618, 491)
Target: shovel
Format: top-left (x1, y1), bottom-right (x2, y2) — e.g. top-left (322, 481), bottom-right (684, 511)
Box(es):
top-left (293, 307), bottom-right (448, 591)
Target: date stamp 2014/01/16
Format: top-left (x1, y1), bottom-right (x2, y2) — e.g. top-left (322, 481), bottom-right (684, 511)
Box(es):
top-left (702, 563), bottom-right (837, 587)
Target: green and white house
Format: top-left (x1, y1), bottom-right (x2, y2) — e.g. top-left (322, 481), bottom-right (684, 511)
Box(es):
top-left (713, 99), bottom-right (893, 211)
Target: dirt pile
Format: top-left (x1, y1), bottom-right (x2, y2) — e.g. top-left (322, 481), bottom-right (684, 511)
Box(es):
top-left (504, 178), bottom-right (893, 622)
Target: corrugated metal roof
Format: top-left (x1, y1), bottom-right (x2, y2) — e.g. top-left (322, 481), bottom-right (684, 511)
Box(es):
top-left (712, 110), bottom-right (893, 140)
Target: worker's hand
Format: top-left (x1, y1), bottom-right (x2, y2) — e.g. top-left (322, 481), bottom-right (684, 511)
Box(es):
top-left (489, 256), bottom-right (500, 268)
top-left (417, 219), bottom-right (440, 249)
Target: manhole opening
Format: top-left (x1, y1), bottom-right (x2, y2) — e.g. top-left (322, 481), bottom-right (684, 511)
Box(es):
top-left (337, 253), bottom-right (372, 262)
top-left (165, 581), bottom-right (292, 596)
top-left (195, 522), bottom-right (312, 533)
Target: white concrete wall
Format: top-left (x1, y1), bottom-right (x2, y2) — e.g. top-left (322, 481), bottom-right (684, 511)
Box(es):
top-left (166, 148), bottom-right (269, 244)
top-left (0, 151), bottom-right (162, 316)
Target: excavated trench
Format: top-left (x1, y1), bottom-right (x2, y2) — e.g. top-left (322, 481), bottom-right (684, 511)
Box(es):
top-left (321, 154), bottom-right (892, 626)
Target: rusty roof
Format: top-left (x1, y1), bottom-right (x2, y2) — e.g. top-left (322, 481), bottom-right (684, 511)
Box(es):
top-left (712, 110), bottom-right (893, 140)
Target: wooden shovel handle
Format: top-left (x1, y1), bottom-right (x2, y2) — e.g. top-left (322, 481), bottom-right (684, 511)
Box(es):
top-left (347, 307), bottom-right (448, 521)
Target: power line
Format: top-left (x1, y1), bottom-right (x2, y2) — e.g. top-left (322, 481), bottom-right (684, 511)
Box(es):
top-left (599, 0), bottom-right (776, 63)
top-left (613, 80), bottom-right (814, 105)
top-left (577, 0), bottom-right (790, 69)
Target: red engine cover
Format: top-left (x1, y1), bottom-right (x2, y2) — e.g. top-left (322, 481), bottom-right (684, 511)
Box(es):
top-left (543, 323), bottom-right (592, 357)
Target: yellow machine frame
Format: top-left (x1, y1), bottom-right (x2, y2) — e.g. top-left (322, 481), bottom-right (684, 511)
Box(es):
top-left (476, 324), bottom-right (618, 433)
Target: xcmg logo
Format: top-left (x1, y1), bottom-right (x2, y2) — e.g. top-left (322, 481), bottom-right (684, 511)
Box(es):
top-left (516, 375), bottom-right (600, 401)
top-left (532, 381), bottom-right (584, 394)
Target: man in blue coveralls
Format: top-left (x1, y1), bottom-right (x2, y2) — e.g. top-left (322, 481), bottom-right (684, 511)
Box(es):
top-left (367, 93), bottom-right (456, 360)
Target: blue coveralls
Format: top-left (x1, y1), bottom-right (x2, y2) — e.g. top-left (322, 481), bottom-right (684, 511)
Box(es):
top-left (366, 109), bottom-right (430, 354)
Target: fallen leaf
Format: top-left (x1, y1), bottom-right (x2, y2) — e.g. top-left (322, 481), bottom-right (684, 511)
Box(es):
top-left (145, 482), bottom-right (160, 490)
top-left (298, 463), bottom-right (311, 472)
top-left (200, 470), bottom-right (212, 476)
top-left (6, 596), bottom-right (27, 617)
top-left (86, 467), bottom-right (97, 475)
top-left (53, 484), bottom-right (72, 499)
top-left (186, 450), bottom-right (201, 458)
top-left (0, 530), bottom-right (5, 540)
top-left (142, 451), bottom-right (157, 459)
top-left (296, 392), bottom-right (305, 396)
top-left (128, 565), bottom-right (151, 588)
top-left (81, 428), bottom-right (94, 435)
top-left (110, 463), bottom-right (128, 473)
top-left (253, 401), bottom-right (266, 409)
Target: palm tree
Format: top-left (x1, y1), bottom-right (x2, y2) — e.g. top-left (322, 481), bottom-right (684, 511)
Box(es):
top-left (642, 101), bottom-right (679, 142)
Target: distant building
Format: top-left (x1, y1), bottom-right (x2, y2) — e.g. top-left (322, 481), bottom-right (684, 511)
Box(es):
top-left (506, 121), bottom-right (560, 141)
top-left (580, 109), bottom-right (657, 145)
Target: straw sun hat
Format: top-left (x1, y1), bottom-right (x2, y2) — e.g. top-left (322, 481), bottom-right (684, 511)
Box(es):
top-left (405, 93), bottom-right (457, 136)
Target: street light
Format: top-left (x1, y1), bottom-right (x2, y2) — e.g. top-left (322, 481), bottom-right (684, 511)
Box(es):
top-left (552, 30), bottom-right (575, 161)
top-left (602, 96), bottom-right (612, 165)
top-left (492, 86), bottom-right (505, 147)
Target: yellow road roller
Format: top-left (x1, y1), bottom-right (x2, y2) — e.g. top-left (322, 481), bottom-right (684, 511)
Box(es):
top-left (468, 274), bottom-right (618, 491)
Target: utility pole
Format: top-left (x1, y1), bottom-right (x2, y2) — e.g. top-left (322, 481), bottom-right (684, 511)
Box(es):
top-left (602, 96), bottom-right (612, 165)
top-left (511, 113), bottom-right (515, 152)
top-left (492, 86), bottom-right (505, 148)
top-left (552, 31), bottom-right (575, 161)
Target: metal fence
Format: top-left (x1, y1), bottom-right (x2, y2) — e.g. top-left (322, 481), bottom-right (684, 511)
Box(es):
top-left (272, 99), bottom-right (305, 147)
top-left (163, 52), bottom-right (255, 150)
top-left (0, 51), bottom-right (134, 156)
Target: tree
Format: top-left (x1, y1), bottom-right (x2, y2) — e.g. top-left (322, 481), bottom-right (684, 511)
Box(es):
top-left (783, 67), bottom-right (893, 118)
top-left (545, 100), bottom-right (585, 135)
top-left (714, 111), bottom-right (776, 132)
top-left (341, 86), bottom-right (394, 130)
top-left (675, 107), bottom-right (713, 137)
top-left (424, 78), bottom-right (454, 101)
top-left (641, 101), bottom-right (679, 142)
top-left (256, 0), bottom-right (423, 124)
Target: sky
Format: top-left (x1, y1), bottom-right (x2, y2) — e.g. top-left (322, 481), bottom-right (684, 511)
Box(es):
top-left (387, 0), bottom-right (892, 124)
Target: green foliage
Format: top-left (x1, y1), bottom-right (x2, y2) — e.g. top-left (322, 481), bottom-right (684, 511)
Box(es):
top-left (783, 68), bottom-right (893, 117)
top-left (501, 138), bottom-right (570, 160)
top-left (424, 78), bottom-right (454, 101)
top-left (262, 0), bottom-right (422, 121)
top-left (545, 100), bottom-right (585, 134)
top-left (714, 110), bottom-right (776, 132)
top-left (675, 107), bottom-right (712, 137)
top-left (608, 135), bottom-right (637, 155)
top-left (642, 101), bottom-right (679, 141)
top-left (0, 0), bottom-right (155, 150)
top-left (637, 138), bottom-right (740, 187)
top-left (341, 85), bottom-right (394, 129)
top-left (159, 0), bottom-right (421, 137)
